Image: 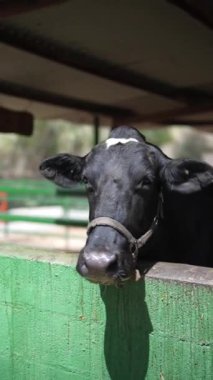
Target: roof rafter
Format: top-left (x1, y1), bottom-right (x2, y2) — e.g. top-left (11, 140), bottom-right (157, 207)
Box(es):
top-left (0, 23), bottom-right (212, 105)
top-left (0, 1), bottom-right (67, 18)
top-left (0, 80), bottom-right (136, 119)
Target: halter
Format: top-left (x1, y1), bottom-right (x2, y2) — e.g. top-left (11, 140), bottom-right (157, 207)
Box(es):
top-left (87, 193), bottom-right (163, 261)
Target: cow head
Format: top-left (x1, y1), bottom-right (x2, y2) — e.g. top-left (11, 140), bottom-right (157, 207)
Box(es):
top-left (40, 126), bottom-right (213, 285)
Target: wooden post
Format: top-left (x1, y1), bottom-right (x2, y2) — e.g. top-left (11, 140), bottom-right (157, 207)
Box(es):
top-left (94, 116), bottom-right (100, 145)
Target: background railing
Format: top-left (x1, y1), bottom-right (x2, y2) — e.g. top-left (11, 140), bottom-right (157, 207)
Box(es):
top-left (0, 179), bottom-right (89, 250)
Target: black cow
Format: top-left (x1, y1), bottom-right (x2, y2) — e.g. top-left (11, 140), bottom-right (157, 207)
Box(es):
top-left (40, 126), bottom-right (213, 285)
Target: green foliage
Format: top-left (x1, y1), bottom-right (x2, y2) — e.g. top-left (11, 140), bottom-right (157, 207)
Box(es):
top-left (0, 120), bottom-right (94, 178)
top-left (172, 129), bottom-right (208, 160)
top-left (141, 127), bottom-right (172, 146)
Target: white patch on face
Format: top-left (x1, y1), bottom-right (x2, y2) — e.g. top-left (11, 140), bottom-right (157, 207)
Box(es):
top-left (105, 138), bottom-right (139, 149)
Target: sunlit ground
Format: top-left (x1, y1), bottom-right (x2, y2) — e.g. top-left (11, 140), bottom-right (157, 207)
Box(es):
top-left (0, 206), bottom-right (88, 252)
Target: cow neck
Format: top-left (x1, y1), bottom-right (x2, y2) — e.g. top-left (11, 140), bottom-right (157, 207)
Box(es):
top-left (87, 192), bottom-right (163, 261)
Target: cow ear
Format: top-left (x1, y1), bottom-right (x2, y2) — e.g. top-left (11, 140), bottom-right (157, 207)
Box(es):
top-left (160, 159), bottom-right (213, 194)
top-left (39, 154), bottom-right (85, 188)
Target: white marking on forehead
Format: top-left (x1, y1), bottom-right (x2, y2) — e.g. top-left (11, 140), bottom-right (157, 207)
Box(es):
top-left (106, 138), bottom-right (139, 149)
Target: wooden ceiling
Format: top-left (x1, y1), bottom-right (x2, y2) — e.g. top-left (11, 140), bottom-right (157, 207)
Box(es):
top-left (0, 0), bottom-right (213, 130)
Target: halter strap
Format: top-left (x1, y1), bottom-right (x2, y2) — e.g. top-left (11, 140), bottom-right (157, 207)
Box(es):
top-left (87, 193), bottom-right (163, 260)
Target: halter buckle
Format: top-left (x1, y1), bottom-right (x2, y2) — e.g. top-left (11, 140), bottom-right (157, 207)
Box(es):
top-left (130, 240), bottom-right (139, 259)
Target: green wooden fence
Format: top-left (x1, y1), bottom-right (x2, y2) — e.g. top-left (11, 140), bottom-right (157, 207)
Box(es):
top-left (0, 243), bottom-right (212, 380)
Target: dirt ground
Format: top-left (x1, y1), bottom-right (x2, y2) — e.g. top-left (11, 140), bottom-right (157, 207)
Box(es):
top-left (0, 224), bottom-right (87, 252)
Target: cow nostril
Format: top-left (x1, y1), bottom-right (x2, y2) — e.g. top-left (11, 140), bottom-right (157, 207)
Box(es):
top-left (106, 256), bottom-right (118, 275)
top-left (119, 271), bottom-right (128, 278)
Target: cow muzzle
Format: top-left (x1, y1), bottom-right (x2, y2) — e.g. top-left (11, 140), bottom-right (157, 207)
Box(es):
top-left (77, 249), bottom-right (130, 285)
top-left (77, 194), bottom-right (163, 285)
top-left (78, 219), bottom-right (144, 286)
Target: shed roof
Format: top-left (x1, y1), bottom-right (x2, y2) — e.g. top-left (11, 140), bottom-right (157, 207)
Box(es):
top-left (0, 0), bottom-right (213, 129)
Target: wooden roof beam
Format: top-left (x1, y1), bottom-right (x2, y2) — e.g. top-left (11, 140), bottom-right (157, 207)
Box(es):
top-left (0, 80), bottom-right (137, 120)
top-left (0, 106), bottom-right (33, 135)
top-left (0, 1), bottom-right (67, 18)
top-left (137, 102), bottom-right (213, 124)
top-left (0, 24), bottom-right (212, 105)
top-left (168, 0), bottom-right (213, 30)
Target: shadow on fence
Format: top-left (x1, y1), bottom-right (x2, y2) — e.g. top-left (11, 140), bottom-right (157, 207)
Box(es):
top-left (100, 279), bottom-right (152, 380)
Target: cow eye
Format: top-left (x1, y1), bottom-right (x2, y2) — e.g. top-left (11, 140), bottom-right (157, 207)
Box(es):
top-left (82, 175), bottom-right (89, 185)
top-left (143, 177), bottom-right (152, 186)
top-left (82, 176), bottom-right (94, 192)
top-left (135, 177), bottom-right (152, 191)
